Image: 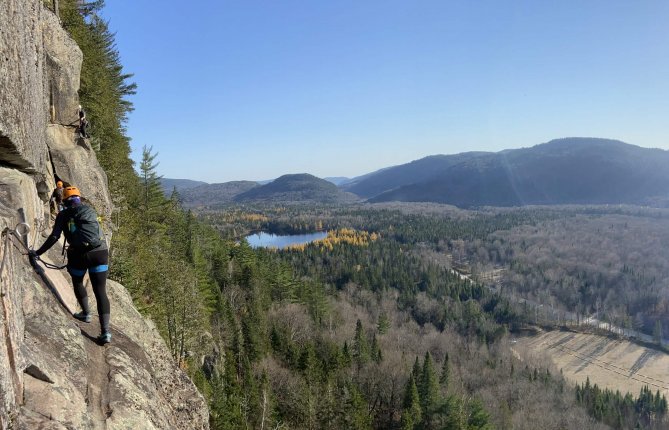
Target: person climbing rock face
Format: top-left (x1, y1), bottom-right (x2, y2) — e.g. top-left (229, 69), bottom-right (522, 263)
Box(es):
top-left (50, 180), bottom-right (65, 213)
top-left (30, 186), bottom-right (111, 344)
top-left (78, 105), bottom-right (89, 138)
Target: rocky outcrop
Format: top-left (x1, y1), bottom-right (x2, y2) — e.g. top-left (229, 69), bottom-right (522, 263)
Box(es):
top-left (105, 280), bottom-right (209, 429)
top-left (0, 0), bottom-right (50, 173)
top-left (14, 272), bottom-right (209, 429)
top-left (42, 10), bottom-right (82, 127)
top-left (0, 168), bottom-right (38, 427)
top-left (0, 1), bottom-right (209, 428)
top-left (46, 125), bottom-right (113, 220)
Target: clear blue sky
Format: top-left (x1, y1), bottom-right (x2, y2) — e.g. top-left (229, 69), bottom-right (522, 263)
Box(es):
top-left (102, 0), bottom-right (669, 183)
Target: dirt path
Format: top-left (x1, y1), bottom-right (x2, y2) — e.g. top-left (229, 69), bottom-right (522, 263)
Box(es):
top-left (517, 330), bottom-right (669, 396)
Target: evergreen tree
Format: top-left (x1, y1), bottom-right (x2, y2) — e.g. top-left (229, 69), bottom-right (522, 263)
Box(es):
top-left (59, 2), bottom-right (139, 239)
top-left (444, 395), bottom-right (467, 430)
top-left (210, 355), bottom-right (245, 429)
top-left (343, 384), bottom-right (372, 430)
top-left (440, 353), bottom-right (450, 390)
top-left (412, 356), bottom-right (422, 388)
top-left (467, 399), bottom-right (492, 430)
top-left (370, 334), bottom-right (382, 364)
top-left (139, 145), bottom-right (167, 224)
top-left (342, 341), bottom-right (352, 368)
top-left (377, 311), bottom-right (390, 335)
top-left (420, 351), bottom-right (442, 429)
top-left (352, 319), bottom-right (370, 367)
top-left (401, 374), bottom-right (422, 430)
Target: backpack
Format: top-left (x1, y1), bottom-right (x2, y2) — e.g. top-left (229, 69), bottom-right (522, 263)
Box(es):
top-left (65, 205), bottom-right (103, 251)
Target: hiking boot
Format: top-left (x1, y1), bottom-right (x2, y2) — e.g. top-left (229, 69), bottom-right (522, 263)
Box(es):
top-left (97, 332), bottom-right (112, 344)
top-left (73, 311), bottom-right (91, 323)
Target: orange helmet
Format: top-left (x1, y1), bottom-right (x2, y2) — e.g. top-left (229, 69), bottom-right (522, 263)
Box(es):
top-left (56, 181), bottom-right (63, 188)
top-left (63, 186), bottom-right (80, 200)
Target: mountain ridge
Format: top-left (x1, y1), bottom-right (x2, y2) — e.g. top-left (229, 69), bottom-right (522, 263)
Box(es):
top-left (367, 138), bottom-right (669, 207)
top-left (167, 138), bottom-right (669, 208)
top-left (176, 180), bottom-right (259, 206)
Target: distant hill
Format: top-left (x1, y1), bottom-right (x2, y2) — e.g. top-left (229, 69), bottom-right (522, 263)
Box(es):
top-left (235, 174), bottom-right (359, 203)
top-left (324, 176), bottom-right (351, 186)
top-left (179, 181), bottom-right (259, 206)
top-left (161, 178), bottom-right (208, 194)
top-left (364, 138), bottom-right (669, 207)
top-left (342, 153), bottom-right (488, 198)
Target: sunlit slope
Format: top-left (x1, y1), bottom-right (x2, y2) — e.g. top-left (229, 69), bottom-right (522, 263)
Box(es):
top-left (517, 330), bottom-right (669, 398)
top-left (354, 138), bottom-right (669, 207)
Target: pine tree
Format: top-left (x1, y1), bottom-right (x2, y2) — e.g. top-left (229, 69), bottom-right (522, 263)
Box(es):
top-left (343, 384), bottom-right (372, 430)
top-left (139, 145), bottom-right (167, 225)
top-left (401, 374), bottom-right (422, 430)
top-left (342, 341), bottom-right (352, 367)
top-left (210, 354), bottom-right (245, 429)
top-left (445, 395), bottom-right (467, 430)
top-left (371, 334), bottom-right (382, 364)
top-left (439, 353), bottom-right (450, 390)
top-left (299, 343), bottom-right (318, 384)
top-left (467, 399), bottom-right (492, 430)
top-left (60, 0), bottom-right (137, 202)
top-left (420, 351), bottom-right (442, 429)
top-left (353, 319), bottom-right (370, 367)
top-left (412, 356), bottom-right (422, 388)
top-left (377, 311), bottom-right (390, 335)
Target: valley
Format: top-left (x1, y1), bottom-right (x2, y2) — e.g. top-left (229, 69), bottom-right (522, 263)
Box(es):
top-left (186, 201), bottom-right (669, 429)
top-left (17, 1), bottom-right (668, 427)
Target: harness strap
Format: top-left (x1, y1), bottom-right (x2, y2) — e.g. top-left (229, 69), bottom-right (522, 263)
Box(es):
top-left (38, 256), bottom-right (68, 271)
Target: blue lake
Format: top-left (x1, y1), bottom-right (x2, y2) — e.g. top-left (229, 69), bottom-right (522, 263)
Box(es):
top-left (246, 231), bottom-right (328, 249)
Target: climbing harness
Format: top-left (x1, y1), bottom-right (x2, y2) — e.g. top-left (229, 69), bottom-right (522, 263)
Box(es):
top-left (35, 255), bottom-right (67, 270)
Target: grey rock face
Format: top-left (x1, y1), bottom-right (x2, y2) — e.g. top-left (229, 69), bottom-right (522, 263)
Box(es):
top-left (0, 168), bottom-right (38, 428)
top-left (0, 1), bottom-right (209, 429)
top-left (0, 0), bottom-right (50, 173)
top-left (105, 280), bottom-right (209, 429)
top-left (46, 125), bottom-right (113, 220)
top-left (42, 10), bottom-right (83, 127)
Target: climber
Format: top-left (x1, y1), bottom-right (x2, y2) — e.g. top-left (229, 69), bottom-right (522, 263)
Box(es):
top-left (78, 105), bottom-right (89, 138)
top-left (50, 180), bottom-right (65, 214)
top-left (29, 186), bottom-right (111, 344)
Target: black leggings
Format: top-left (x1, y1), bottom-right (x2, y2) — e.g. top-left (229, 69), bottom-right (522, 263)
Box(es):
top-left (68, 248), bottom-right (110, 332)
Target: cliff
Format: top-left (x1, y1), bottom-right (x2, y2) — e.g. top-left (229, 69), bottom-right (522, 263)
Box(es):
top-left (0, 1), bottom-right (208, 428)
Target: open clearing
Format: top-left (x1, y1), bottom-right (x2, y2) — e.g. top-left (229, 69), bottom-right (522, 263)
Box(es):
top-left (515, 330), bottom-right (669, 397)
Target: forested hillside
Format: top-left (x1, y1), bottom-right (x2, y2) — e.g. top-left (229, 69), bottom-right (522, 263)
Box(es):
top-left (177, 180), bottom-right (259, 207)
top-left (351, 139), bottom-right (669, 207)
top-left (467, 207), bottom-right (669, 341)
top-left (343, 152), bottom-right (489, 198)
top-left (63, 2), bottom-right (668, 429)
top-left (197, 204), bottom-right (669, 429)
top-left (234, 173), bottom-right (358, 203)
top-left (161, 178), bottom-right (209, 194)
